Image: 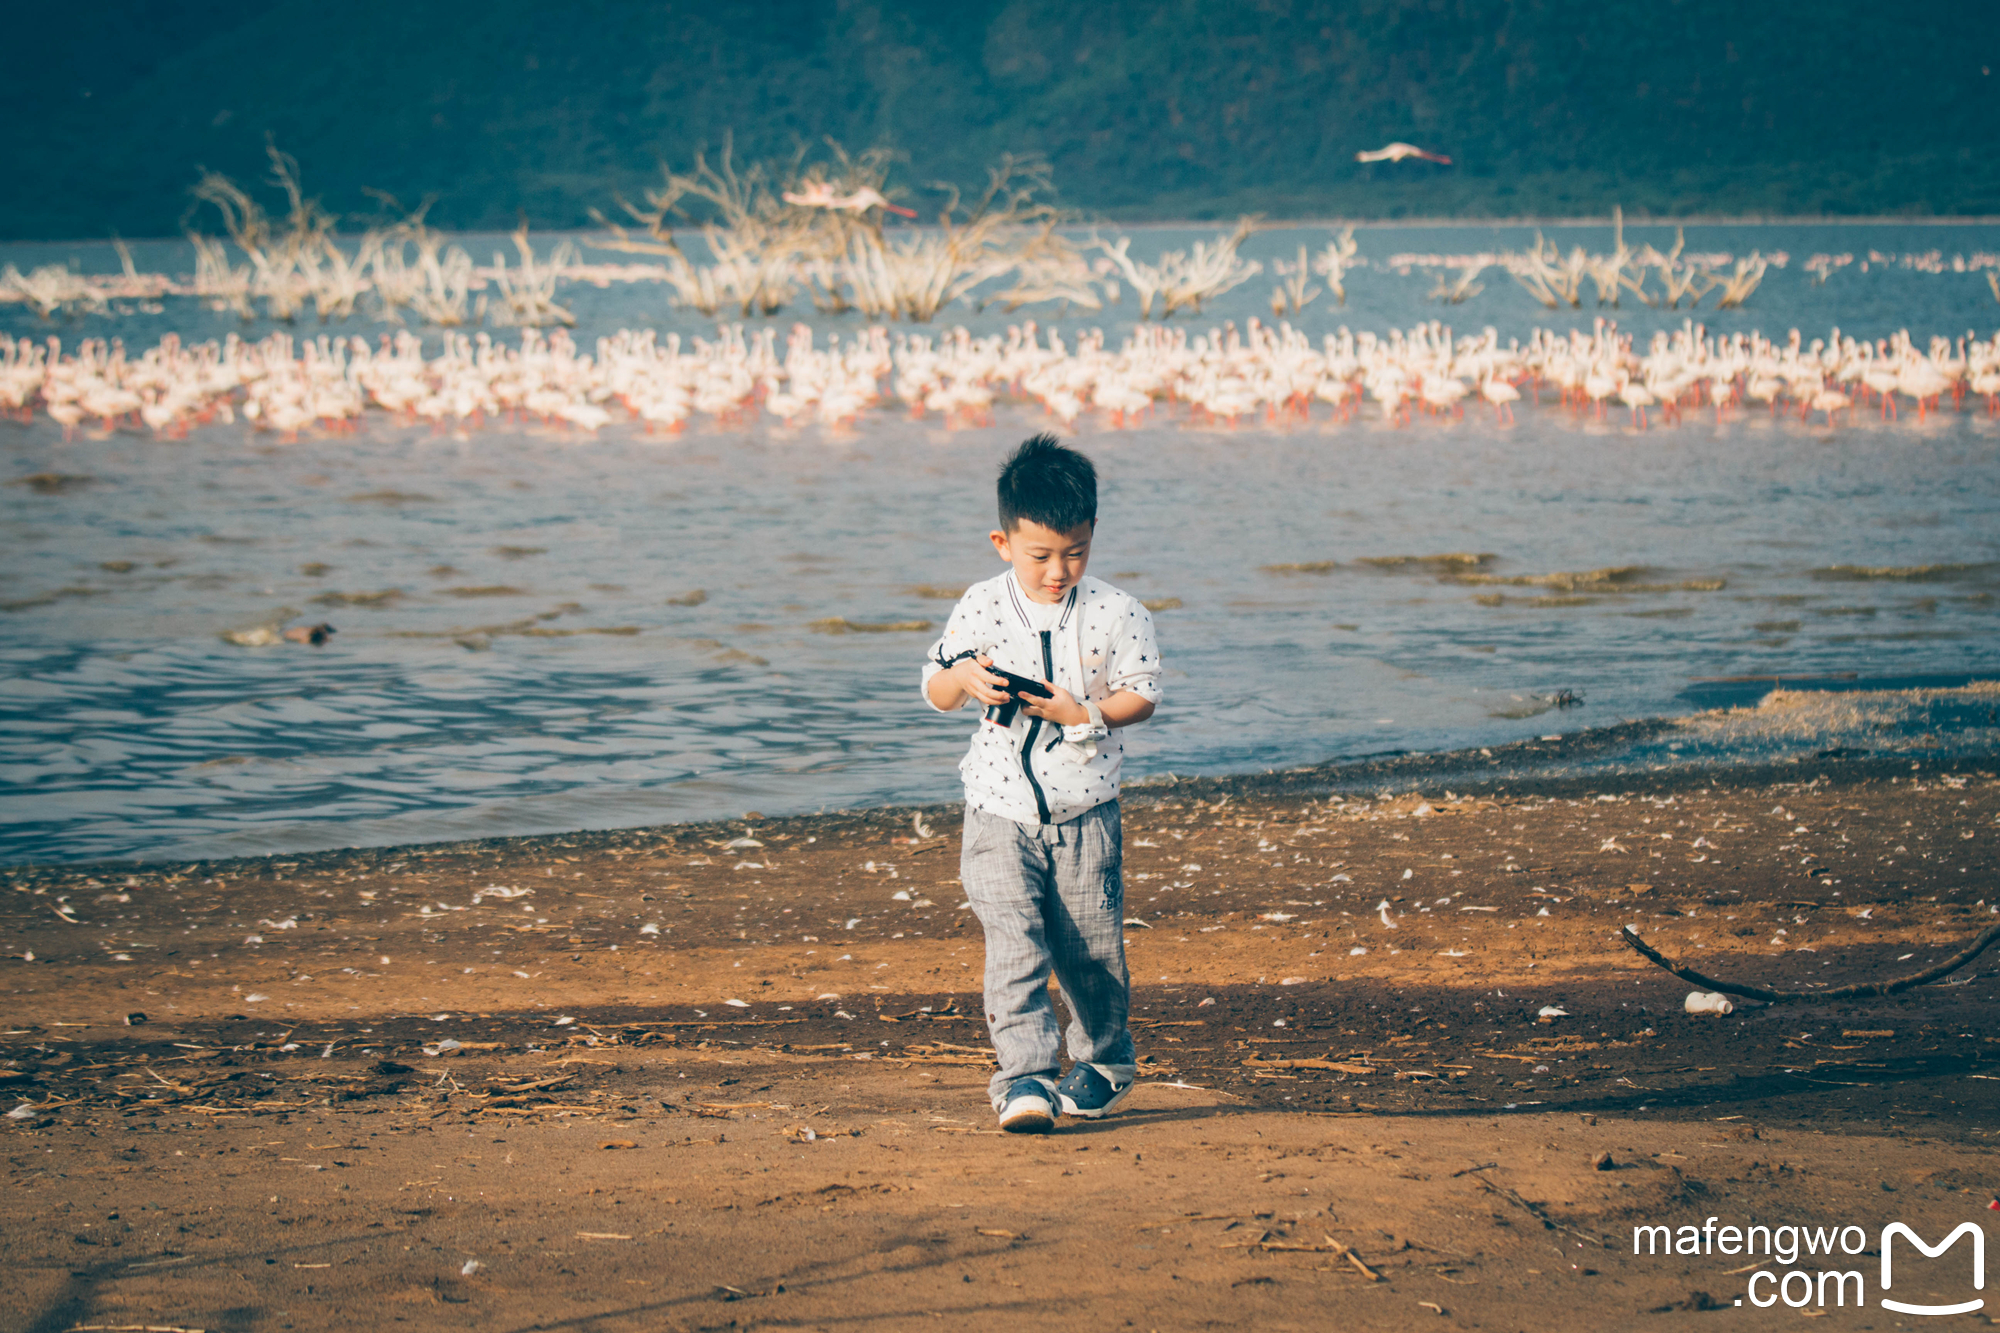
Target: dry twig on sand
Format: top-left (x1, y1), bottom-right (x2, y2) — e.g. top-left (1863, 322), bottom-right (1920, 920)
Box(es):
top-left (1478, 1179), bottom-right (1615, 1249)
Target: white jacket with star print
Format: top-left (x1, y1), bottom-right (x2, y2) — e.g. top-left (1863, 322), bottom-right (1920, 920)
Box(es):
top-left (920, 572), bottom-right (1162, 827)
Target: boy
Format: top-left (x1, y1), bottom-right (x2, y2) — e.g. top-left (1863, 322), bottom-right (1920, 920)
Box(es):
top-left (921, 435), bottom-right (1162, 1133)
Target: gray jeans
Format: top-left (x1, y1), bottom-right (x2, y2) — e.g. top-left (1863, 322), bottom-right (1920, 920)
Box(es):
top-left (960, 801), bottom-right (1137, 1108)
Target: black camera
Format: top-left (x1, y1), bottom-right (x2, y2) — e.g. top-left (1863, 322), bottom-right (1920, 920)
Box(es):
top-left (982, 664), bottom-right (1053, 728)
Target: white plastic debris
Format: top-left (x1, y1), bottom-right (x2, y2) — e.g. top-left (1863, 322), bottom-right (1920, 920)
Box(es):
top-left (244, 993), bottom-right (270, 1002)
top-left (472, 885), bottom-right (532, 903)
top-left (891, 890), bottom-right (911, 901)
top-left (722, 837), bottom-right (764, 850)
top-left (1684, 991), bottom-right (1736, 1015)
top-left (1537, 1005), bottom-right (1569, 1019)
top-left (461, 1259), bottom-right (482, 1276)
top-left (1259, 912), bottom-right (1295, 922)
top-left (6, 1103), bottom-right (35, 1120)
top-left (639, 923), bottom-right (660, 935)
top-left (1197, 997), bottom-right (1216, 1007)
top-left (554, 1016), bottom-right (576, 1027)
top-left (723, 999), bottom-right (749, 1008)
top-left (1349, 946), bottom-right (1368, 956)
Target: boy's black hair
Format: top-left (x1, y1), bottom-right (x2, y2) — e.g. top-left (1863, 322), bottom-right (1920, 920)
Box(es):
top-left (997, 434), bottom-right (1097, 533)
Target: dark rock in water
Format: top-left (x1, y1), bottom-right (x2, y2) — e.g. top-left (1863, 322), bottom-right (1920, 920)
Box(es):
top-left (8, 472), bottom-right (93, 494)
top-left (312, 589), bottom-right (402, 607)
top-left (810, 617), bottom-right (932, 634)
top-left (345, 490), bottom-right (436, 504)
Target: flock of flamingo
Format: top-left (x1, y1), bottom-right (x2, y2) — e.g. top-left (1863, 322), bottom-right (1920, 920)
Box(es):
top-left (3, 316), bottom-right (1997, 440)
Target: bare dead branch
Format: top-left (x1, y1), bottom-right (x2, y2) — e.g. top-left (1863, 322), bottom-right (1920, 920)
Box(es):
top-left (1618, 922), bottom-right (2000, 1004)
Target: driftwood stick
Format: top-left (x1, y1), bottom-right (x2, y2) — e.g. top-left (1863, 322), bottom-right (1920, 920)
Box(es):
top-left (1619, 922), bottom-right (2000, 1004)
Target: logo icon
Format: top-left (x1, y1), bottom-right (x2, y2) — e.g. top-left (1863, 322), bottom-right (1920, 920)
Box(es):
top-left (1881, 1222), bottom-right (1985, 1316)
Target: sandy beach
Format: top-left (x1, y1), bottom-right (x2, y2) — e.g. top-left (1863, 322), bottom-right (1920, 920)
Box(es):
top-left (4, 747), bottom-right (1998, 1329)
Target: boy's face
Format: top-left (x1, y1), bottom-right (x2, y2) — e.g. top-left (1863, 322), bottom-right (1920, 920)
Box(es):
top-left (990, 519), bottom-right (1093, 605)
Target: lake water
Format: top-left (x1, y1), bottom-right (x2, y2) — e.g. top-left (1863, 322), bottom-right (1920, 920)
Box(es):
top-left (3, 221), bottom-right (1999, 864)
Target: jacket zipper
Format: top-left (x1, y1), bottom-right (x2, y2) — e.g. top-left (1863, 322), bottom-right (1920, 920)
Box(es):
top-left (1017, 629), bottom-right (1055, 824)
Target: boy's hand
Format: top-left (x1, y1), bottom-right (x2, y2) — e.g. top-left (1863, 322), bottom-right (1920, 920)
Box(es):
top-left (1021, 680), bottom-right (1090, 728)
top-left (951, 655), bottom-right (1013, 708)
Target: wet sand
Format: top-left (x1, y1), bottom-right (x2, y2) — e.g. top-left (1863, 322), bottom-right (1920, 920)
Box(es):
top-left (5, 751), bottom-right (1999, 1329)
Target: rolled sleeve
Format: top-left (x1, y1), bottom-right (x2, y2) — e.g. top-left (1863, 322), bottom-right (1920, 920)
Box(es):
top-left (1106, 598), bottom-right (1163, 703)
top-left (920, 595), bottom-right (985, 712)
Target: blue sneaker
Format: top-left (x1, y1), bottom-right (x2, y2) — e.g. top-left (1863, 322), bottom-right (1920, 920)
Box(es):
top-left (996, 1078), bottom-right (1056, 1134)
top-left (1056, 1063), bottom-right (1133, 1119)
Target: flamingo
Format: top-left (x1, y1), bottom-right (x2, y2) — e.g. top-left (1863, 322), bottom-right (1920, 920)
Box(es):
top-left (1970, 369), bottom-right (2000, 415)
top-left (1616, 377), bottom-right (1655, 429)
top-left (1479, 375), bottom-right (1520, 424)
top-left (1419, 374), bottom-right (1469, 418)
top-left (1809, 388), bottom-right (1851, 426)
top-left (781, 182), bottom-right (917, 218)
top-left (1581, 366), bottom-right (1619, 419)
top-left (1355, 142), bottom-right (1453, 165)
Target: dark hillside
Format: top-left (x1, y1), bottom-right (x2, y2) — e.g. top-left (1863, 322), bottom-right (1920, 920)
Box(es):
top-left (4, 0), bottom-right (1995, 239)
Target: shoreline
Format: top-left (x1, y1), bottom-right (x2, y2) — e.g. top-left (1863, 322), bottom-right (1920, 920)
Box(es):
top-left (12, 709), bottom-right (1992, 878)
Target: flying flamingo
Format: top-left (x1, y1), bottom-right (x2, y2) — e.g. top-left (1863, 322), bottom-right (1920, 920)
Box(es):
top-left (782, 182), bottom-right (917, 218)
top-left (1355, 142), bottom-right (1453, 165)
